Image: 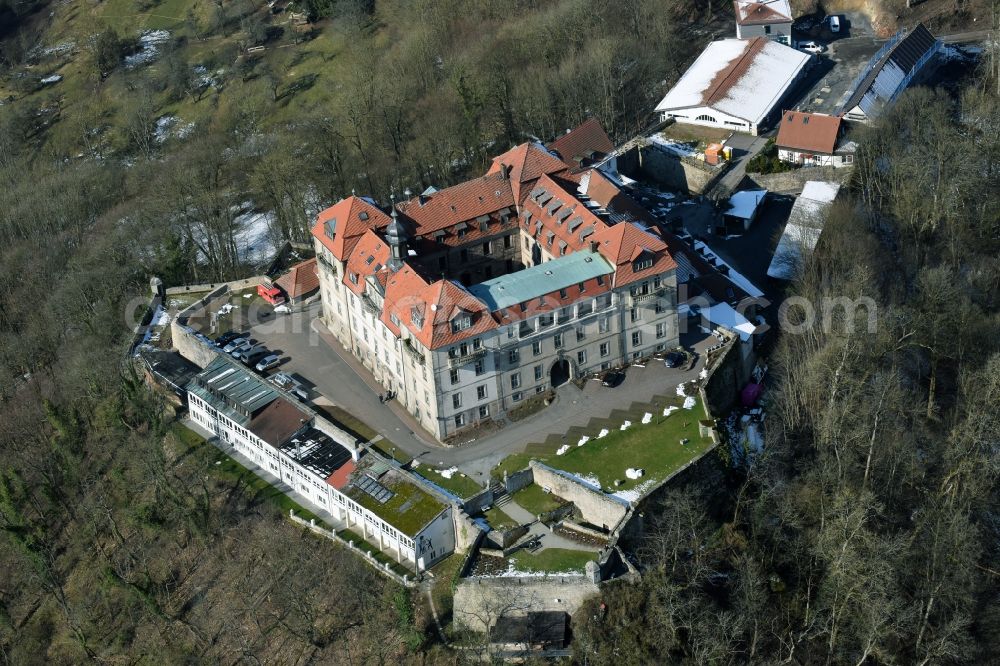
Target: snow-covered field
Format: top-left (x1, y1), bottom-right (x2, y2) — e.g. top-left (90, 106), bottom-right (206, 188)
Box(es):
top-left (125, 30), bottom-right (170, 68)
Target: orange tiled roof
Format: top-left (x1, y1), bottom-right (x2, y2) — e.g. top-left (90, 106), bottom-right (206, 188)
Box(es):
top-left (326, 459), bottom-right (356, 490)
top-left (343, 229), bottom-right (390, 296)
top-left (591, 222), bottom-right (676, 288)
top-left (521, 173), bottom-right (610, 256)
top-left (488, 143), bottom-right (570, 202)
top-left (312, 196), bottom-right (391, 261)
top-left (547, 118), bottom-right (615, 167)
top-left (775, 111), bottom-right (842, 155)
top-left (396, 173), bottom-right (515, 236)
top-left (275, 257), bottom-right (319, 299)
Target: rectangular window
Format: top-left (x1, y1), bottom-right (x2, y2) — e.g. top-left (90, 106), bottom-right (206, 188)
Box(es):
top-left (512, 391), bottom-right (523, 402)
top-left (454, 414), bottom-right (465, 427)
top-left (450, 368), bottom-right (459, 384)
top-left (508, 348), bottom-right (520, 364)
top-left (600, 342), bottom-right (610, 357)
top-left (536, 385), bottom-right (545, 394)
top-left (599, 317), bottom-right (610, 333)
top-left (504, 234), bottom-right (513, 249)
top-left (479, 405), bottom-right (489, 419)
top-left (452, 393), bottom-right (462, 409)
top-left (632, 331), bottom-right (642, 347)
top-left (472, 337), bottom-right (482, 350)
top-left (532, 341), bottom-right (542, 356)
top-left (656, 323), bottom-right (667, 339)
top-left (482, 241), bottom-right (491, 256)
top-left (554, 333), bottom-right (564, 349)
top-left (477, 385), bottom-right (487, 400)
top-left (511, 373), bottom-right (521, 389)
top-left (474, 359), bottom-right (485, 375)
top-left (539, 314), bottom-right (553, 328)
top-left (576, 326), bottom-right (586, 342)
top-left (577, 350), bottom-right (587, 364)
top-left (630, 307), bottom-right (641, 323)
top-left (534, 365), bottom-right (543, 380)
top-left (460, 249), bottom-right (469, 262)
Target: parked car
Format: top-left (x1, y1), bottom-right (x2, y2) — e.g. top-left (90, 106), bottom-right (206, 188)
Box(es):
top-left (664, 351), bottom-right (686, 368)
top-left (602, 370), bottom-right (626, 388)
top-left (273, 304), bottom-right (291, 315)
top-left (222, 337), bottom-right (247, 353)
top-left (828, 15), bottom-right (841, 32)
top-left (255, 354), bottom-right (281, 372)
top-left (798, 40), bottom-right (826, 54)
top-left (238, 347), bottom-right (268, 365)
top-left (229, 339), bottom-right (254, 357)
top-left (215, 331), bottom-right (241, 347)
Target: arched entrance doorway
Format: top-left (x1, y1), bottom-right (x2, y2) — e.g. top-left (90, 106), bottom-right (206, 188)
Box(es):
top-left (550, 358), bottom-right (570, 388)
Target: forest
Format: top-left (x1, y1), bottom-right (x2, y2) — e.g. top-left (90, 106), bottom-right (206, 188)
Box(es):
top-left (1, 0), bottom-right (999, 663)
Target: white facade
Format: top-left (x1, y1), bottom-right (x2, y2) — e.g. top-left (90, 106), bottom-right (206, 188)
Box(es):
top-left (187, 391), bottom-right (454, 571)
top-left (777, 148), bottom-right (855, 168)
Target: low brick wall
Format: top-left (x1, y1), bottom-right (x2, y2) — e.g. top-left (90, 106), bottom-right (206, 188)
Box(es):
top-left (503, 467), bottom-right (534, 494)
top-left (165, 276), bottom-right (266, 296)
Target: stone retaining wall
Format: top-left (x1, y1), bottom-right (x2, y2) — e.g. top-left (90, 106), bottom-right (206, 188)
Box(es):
top-left (747, 165), bottom-right (851, 193)
top-left (529, 461), bottom-right (627, 531)
top-left (454, 576), bottom-right (599, 632)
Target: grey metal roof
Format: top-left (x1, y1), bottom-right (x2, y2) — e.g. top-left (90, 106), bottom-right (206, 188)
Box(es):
top-left (189, 355), bottom-right (279, 419)
top-left (840, 23), bottom-right (939, 118)
top-left (468, 250), bottom-right (613, 311)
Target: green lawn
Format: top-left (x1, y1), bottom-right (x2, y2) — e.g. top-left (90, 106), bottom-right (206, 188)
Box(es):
top-left (314, 404), bottom-right (380, 442)
top-left (510, 483), bottom-right (564, 516)
top-left (346, 473), bottom-right (446, 536)
top-left (169, 422), bottom-right (331, 528)
top-left (509, 548), bottom-right (596, 575)
top-left (479, 506), bottom-right (518, 531)
top-left (414, 465), bottom-right (483, 499)
top-left (495, 397), bottom-right (714, 498)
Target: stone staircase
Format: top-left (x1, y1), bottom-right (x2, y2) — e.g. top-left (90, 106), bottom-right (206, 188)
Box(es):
top-left (490, 482), bottom-right (511, 508)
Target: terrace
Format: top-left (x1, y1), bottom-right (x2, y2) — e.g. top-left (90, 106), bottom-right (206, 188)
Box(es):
top-left (344, 466), bottom-right (447, 537)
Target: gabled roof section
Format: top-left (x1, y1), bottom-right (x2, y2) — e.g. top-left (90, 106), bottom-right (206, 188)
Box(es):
top-left (380, 263), bottom-right (431, 338)
top-left (417, 280), bottom-right (496, 350)
top-left (312, 196), bottom-right (390, 261)
top-left (396, 172), bottom-right (514, 235)
top-left (655, 37), bottom-right (810, 125)
top-left (546, 118), bottom-right (615, 167)
top-left (275, 257), bottom-right (319, 299)
top-left (775, 111), bottom-right (842, 154)
top-left (734, 0), bottom-right (792, 26)
top-left (343, 229), bottom-right (390, 295)
top-left (488, 142), bottom-right (570, 202)
top-left (522, 173), bottom-right (610, 254)
top-left (249, 398), bottom-right (309, 446)
top-left (591, 222), bottom-right (676, 287)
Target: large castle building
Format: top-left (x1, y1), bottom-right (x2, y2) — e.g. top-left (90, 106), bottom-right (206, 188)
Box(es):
top-left (310, 122), bottom-right (748, 441)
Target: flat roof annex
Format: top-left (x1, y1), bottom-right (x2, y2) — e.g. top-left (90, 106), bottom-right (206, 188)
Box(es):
top-left (467, 250), bottom-right (614, 312)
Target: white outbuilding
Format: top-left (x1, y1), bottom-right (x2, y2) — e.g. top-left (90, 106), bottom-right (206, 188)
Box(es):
top-left (654, 37), bottom-right (811, 135)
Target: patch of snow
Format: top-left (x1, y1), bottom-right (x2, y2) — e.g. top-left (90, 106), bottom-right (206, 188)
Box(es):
top-left (41, 42), bottom-right (75, 56)
top-left (683, 396), bottom-right (696, 410)
top-left (648, 134), bottom-right (698, 158)
top-left (597, 429), bottom-right (609, 439)
top-left (563, 471), bottom-right (602, 491)
top-left (663, 406), bottom-right (678, 417)
top-left (612, 477), bottom-right (657, 503)
top-left (40, 74), bottom-right (62, 84)
top-left (439, 466), bottom-right (458, 479)
top-left (699, 367), bottom-right (708, 380)
top-left (217, 303), bottom-right (235, 316)
top-left (620, 420), bottom-right (632, 431)
top-left (577, 436), bottom-right (589, 447)
top-left (726, 189), bottom-right (767, 220)
top-left (233, 206), bottom-right (280, 266)
top-left (556, 445), bottom-right (570, 455)
top-left (125, 30), bottom-right (170, 69)
top-left (625, 468), bottom-right (645, 480)
top-left (641, 412), bottom-right (652, 424)
top-left (676, 383), bottom-right (687, 396)
top-left (150, 306), bottom-right (171, 327)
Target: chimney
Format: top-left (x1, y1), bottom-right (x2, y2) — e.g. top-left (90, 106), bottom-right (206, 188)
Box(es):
top-left (590, 240), bottom-right (598, 253)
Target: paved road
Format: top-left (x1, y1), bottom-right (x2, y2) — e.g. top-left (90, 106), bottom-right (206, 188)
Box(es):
top-left (247, 303), bottom-right (709, 477)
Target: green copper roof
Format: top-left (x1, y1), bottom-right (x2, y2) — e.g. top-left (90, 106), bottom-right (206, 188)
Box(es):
top-left (468, 250), bottom-right (613, 311)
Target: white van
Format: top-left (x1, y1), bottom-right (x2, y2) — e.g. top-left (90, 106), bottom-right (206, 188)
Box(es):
top-left (828, 15), bottom-right (841, 33)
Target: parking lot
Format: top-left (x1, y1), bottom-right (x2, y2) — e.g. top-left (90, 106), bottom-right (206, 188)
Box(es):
top-left (227, 303), bottom-right (714, 478)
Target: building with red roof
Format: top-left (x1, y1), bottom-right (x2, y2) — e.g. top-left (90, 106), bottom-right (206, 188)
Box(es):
top-left (775, 110), bottom-right (856, 168)
top-left (275, 257), bottom-right (320, 304)
top-left (310, 119), bottom-right (749, 441)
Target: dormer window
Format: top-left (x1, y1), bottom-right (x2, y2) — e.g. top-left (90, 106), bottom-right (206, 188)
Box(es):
top-left (358, 211), bottom-right (369, 221)
top-left (633, 254), bottom-right (654, 272)
top-left (324, 219), bottom-right (337, 239)
top-left (451, 314), bottom-right (472, 333)
top-left (349, 273), bottom-right (359, 285)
